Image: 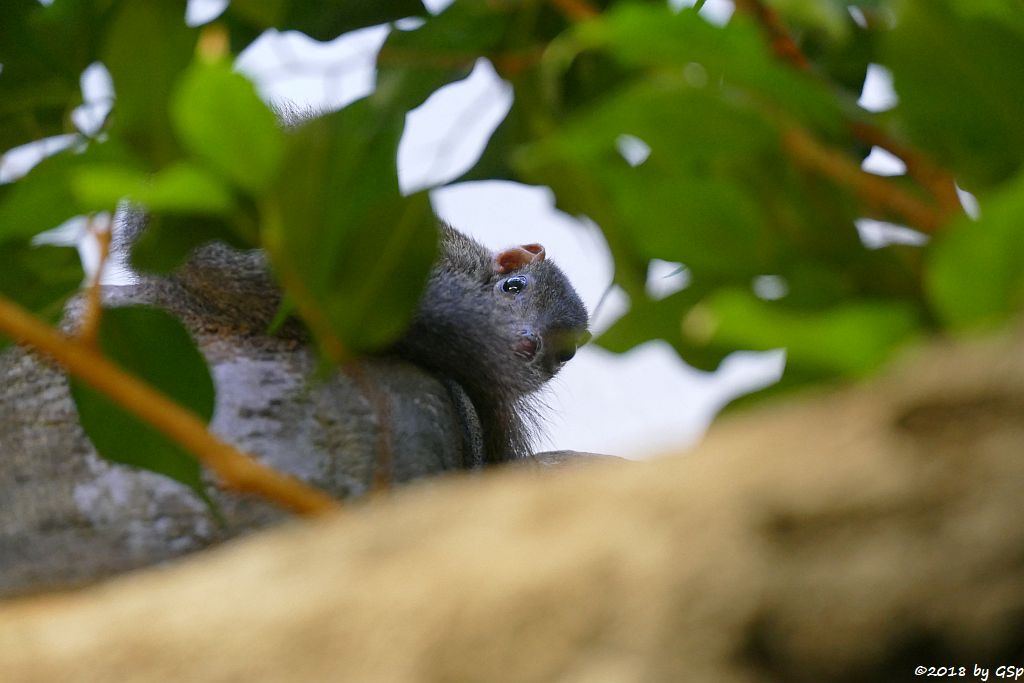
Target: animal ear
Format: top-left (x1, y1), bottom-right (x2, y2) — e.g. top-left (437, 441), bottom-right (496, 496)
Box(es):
top-left (494, 243), bottom-right (545, 274)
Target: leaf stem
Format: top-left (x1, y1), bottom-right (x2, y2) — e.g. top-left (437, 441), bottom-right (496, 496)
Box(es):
top-left (77, 214), bottom-right (112, 348)
top-left (0, 294), bottom-right (340, 516)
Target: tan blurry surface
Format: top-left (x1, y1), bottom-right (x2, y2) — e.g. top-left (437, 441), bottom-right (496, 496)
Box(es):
top-left (1, 326), bottom-right (1022, 682)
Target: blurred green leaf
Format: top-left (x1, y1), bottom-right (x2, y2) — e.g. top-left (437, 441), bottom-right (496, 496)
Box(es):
top-left (765, 0), bottom-right (851, 42)
top-left (698, 289), bottom-right (921, 376)
top-left (882, 0), bottom-right (1024, 189)
top-left (171, 62), bottom-right (285, 193)
top-left (103, 0), bottom-right (195, 165)
top-left (926, 174), bottom-right (1024, 330)
top-left (69, 306), bottom-right (216, 507)
top-left (71, 161), bottom-right (235, 214)
top-left (794, 7), bottom-right (877, 96)
top-left (0, 0), bottom-right (106, 151)
top-left (0, 142), bottom-right (136, 241)
top-left (130, 213), bottom-right (249, 275)
top-left (597, 283), bottom-right (734, 371)
top-left (0, 152), bottom-right (83, 241)
top-left (0, 240), bottom-right (84, 351)
top-left (375, 2), bottom-right (507, 113)
top-left (573, 4), bottom-right (846, 135)
top-left (226, 0), bottom-right (425, 47)
top-left (951, 0), bottom-right (1024, 37)
top-left (267, 100), bottom-right (436, 356)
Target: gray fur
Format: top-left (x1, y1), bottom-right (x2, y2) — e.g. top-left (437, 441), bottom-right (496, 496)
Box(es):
top-left (393, 224), bottom-right (589, 462)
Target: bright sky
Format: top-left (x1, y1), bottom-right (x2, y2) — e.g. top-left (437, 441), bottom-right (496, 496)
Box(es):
top-left (1, 0), bottom-right (916, 458)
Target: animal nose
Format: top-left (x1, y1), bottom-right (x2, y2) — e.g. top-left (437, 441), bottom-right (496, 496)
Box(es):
top-left (515, 330), bottom-right (541, 360)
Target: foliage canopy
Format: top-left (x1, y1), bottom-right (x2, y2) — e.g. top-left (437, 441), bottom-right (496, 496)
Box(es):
top-left (1, 0), bottom-right (1022, 500)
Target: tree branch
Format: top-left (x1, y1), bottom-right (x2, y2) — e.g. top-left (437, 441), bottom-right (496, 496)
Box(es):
top-left (77, 215), bottom-right (112, 348)
top-left (733, 0), bottom-right (810, 70)
top-left (782, 126), bottom-right (945, 234)
top-left (0, 294), bottom-right (340, 516)
top-left (849, 122), bottom-right (963, 218)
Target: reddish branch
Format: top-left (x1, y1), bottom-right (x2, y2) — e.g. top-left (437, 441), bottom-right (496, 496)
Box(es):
top-left (733, 0), bottom-right (810, 70)
top-left (849, 122), bottom-right (963, 218)
top-left (782, 127), bottom-right (945, 234)
top-left (378, 45), bottom-right (544, 80)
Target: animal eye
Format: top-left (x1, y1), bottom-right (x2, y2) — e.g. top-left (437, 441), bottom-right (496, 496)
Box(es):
top-left (501, 275), bottom-right (528, 294)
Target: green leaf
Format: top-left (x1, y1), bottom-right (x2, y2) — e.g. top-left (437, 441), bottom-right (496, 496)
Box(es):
top-left (608, 172), bottom-right (764, 277)
top-left (0, 0), bottom-right (104, 151)
top-left (764, 0), bottom-right (851, 43)
top-left (926, 174), bottom-right (1024, 329)
top-left (375, 2), bottom-right (508, 112)
top-left (0, 240), bottom-right (84, 351)
top-left (69, 306), bottom-right (216, 506)
top-left (266, 100), bottom-right (437, 356)
top-left (573, 4), bottom-right (845, 135)
top-left (128, 163), bottom-right (234, 213)
top-left (599, 281), bottom-right (922, 377)
top-left (882, 0), bottom-right (1024, 189)
top-left (103, 0), bottom-right (195, 165)
top-left (0, 152), bottom-right (84, 241)
top-left (0, 143), bottom-right (138, 241)
top-left (698, 289), bottom-right (921, 376)
top-left (226, 0), bottom-right (425, 45)
top-left (130, 215), bottom-right (232, 274)
top-left (793, 6), bottom-right (877, 96)
top-left (171, 62), bottom-right (285, 193)
top-left (596, 284), bottom-right (733, 372)
top-left (71, 162), bottom-right (235, 214)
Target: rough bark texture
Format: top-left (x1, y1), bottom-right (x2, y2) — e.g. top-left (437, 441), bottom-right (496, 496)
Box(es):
top-left (1, 325), bottom-right (1021, 681)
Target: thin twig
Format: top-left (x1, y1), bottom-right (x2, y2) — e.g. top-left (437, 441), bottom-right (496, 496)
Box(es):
top-left (733, 0), bottom-right (810, 70)
top-left (77, 215), bottom-right (112, 348)
top-left (344, 362), bottom-right (395, 493)
top-left (0, 293), bottom-right (340, 516)
top-left (849, 122), bottom-right (962, 217)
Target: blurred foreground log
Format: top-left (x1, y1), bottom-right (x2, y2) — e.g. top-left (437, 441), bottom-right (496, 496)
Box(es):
top-left (0, 326), bottom-right (1022, 681)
